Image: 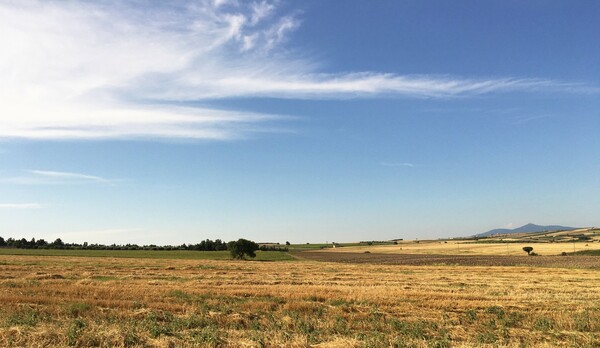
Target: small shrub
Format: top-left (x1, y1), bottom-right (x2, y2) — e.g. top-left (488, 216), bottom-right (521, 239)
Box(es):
top-left (464, 309), bottom-right (477, 324)
top-left (487, 306), bottom-right (505, 319)
top-left (6, 307), bottom-right (41, 327)
top-left (68, 302), bottom-right (91, 317)
top-left (66, 318), bottom-right (86, 346)
top-left (192, 327), bottom-right (224, 347)
top-left (330, 299), bottom-right (349, 306)
top-left (123, 328), bottom-right (142, 347)
top-left (500, 311), bottom-right (523, 328)
top-left (145, 311), bottom-right (175, 338)
top-left (169, 289), bottom-right (192, 302)
top-left (432, 328), bottom-right (451, 348)
top-left (534, 317), bottom-right (554, 331)
top-left (476, 330), bottom-right (497, 344)
top-left (390, 319), bottom-right (432, 340)
top-left (2, 282), bottom-right (20, 288)
top-left (573, 310), bottom-right (599, 332)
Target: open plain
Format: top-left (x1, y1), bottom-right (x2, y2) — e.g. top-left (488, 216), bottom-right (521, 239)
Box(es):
top-left (1, 249), bottom-right (599, 347)
top-left (330, 241), bottom-right (600, 256)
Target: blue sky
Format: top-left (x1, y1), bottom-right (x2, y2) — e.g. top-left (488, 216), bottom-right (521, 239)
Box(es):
top-left (1, 0), bottom-right (598, 244)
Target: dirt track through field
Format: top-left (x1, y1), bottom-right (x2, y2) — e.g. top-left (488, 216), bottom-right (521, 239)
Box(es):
top-left (297, 251), bottom-right (600, 269)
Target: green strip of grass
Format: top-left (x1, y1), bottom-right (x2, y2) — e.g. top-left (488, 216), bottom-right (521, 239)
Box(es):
top-left (0, 248), bottom-right (294, 261)
top-left (288, 242), bottom-right (394, 251)
top-left (571, 250), bottom-right (600, 256)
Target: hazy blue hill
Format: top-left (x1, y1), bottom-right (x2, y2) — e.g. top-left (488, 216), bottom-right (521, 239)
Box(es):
top-left (476, 223), bottom-right (577, 237)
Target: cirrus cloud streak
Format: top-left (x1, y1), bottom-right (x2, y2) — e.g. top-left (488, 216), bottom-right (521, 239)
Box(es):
top-left (0, 170), bottom-right (121, 185)
top-left (0, 0), bottom-right (593, 141)
top-left (0, 203), bottom-right (42, 209)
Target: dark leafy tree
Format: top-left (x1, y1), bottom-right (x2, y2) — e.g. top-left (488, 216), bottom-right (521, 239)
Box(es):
top-left (228, 238), bottom-right (259, 259)
top-left (522, 246), bottom-right (533, 255)
top-left (36, 239), bottom-right (48, 248)
top-left (285, 241), bottom-right (291, 246)
top-left (19, 238), bottom-right (29, 248)
top-left (0, 236), bottom-right (5, 247)
top-left (52, 238), bottom-right (65, 249)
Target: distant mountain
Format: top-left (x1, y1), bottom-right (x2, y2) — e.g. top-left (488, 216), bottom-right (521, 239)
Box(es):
top-left (475, 223), bottom-right (578, 237)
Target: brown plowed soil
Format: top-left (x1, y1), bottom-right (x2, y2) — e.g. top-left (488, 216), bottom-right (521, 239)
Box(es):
top-left (296, 251), bottom-right (600, 269)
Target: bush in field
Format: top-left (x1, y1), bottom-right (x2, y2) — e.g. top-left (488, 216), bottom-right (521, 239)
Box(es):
top-left (522, 246), bottom-right (533, 255)
top-left (227, 239), bottom-right (259, 259)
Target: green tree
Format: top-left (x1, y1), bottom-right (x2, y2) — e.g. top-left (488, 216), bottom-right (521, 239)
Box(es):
top-left (227, 238), bottom-right (259, 260)
top-left (52, 238), bottom-right (65, 249)
top-left (522, 246), bottom-right (533, 255)
top-left (36, 239), bottom-right (48, 248)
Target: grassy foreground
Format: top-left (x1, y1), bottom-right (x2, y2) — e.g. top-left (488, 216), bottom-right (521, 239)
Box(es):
top-left (0, 254), bottom-right (599, 347)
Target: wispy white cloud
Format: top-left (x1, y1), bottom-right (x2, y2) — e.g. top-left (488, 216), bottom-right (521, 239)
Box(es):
top-left (0, 0), bottom-right (298, 141)
top-left (0, 203), bottom-right (42, 209)
top-left (250, 1), bottom-right (275, 26)
top-left (0, 0), bottom-right (593, 141)
top-left (162, 73), bottom-right (591, 101)
top-left (0, 170), bottom-right (119, 185)
top-left (28, 170), bottom-right (111, 183)
top-left (510, 114), bottom-right (551, 125)
top-left (380, 162), bottom-right (415, 168)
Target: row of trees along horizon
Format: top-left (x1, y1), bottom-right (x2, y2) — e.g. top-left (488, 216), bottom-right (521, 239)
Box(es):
top-left (0, 236), bottom-right (288, 252)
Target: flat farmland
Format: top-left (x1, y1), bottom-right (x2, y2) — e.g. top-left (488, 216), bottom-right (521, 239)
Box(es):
top-left (320, 240), bottom-right (600, 256)
top-left (1, 254), bottom-right (599, 347)
top-left (298, 251), bottom-right (600, 269)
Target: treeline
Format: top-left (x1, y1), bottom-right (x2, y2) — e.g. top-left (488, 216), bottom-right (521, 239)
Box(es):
top-left (0, 236), bottom-right (288, 252)
top-left (0, 237), bottom-right (229, 251)
top-left (258, 245), bottom-right (288, 252)
top-left (359, 240), bottom-right (398, 245)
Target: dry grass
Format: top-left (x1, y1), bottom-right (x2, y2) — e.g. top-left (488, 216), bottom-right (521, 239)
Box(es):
top-left (324, 240), bottom-right (600, 256)
top-left (0, 255), bottom-right (599, 347)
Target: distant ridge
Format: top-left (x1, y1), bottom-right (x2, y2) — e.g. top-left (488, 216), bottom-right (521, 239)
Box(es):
top-left (475, 223), bottom-right (578, 237)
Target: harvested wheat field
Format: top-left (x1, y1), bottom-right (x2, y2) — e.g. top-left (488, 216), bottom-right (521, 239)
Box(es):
top-left (1, 254), bottom-right (599, 347)
top-left (321, 240), bottom-right (600, 256)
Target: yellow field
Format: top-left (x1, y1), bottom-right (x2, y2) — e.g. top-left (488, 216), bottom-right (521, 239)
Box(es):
top-left (324, 240), bottom-right (600, 256)
top-left (1, 254), bottom-right (599, 347)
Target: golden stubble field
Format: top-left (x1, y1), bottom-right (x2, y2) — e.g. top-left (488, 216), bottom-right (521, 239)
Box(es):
top-left (323, 240), bottom-right (600, 256)
top-left (0, 254), bottom-right (599, 347)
